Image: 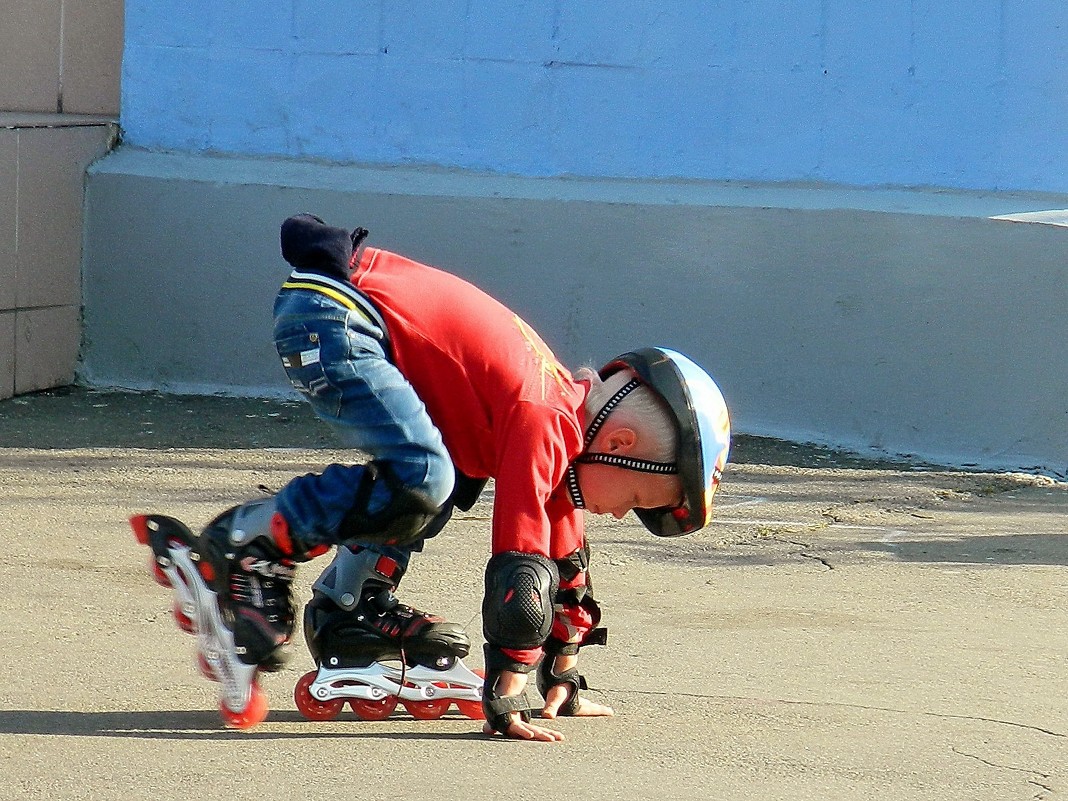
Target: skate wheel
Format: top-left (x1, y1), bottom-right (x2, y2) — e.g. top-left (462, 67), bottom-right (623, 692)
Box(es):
top-left (455, 669), bottom-right (486, 720)
top-left (294, 671), bottom-right (344, 721)
top-left (220, 681), bottom-right (269, 729)
top-left (455, 699), bottom-right (486, 720)
top-left (150, 559), bottom-right (172, 588)
top-left (349, 695), bottom-right (398, 721)
top-left (197, 654), bottom-right (219, 682)
top-left (402, 694), bottom-right (452, 721)
top-left (173, 603), bottom-right (195, 633)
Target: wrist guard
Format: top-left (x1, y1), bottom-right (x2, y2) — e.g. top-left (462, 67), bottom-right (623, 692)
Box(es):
top-left (481, 644), bottom-right (541, 733)
top-left (534, 627), bottom-right (608, 716)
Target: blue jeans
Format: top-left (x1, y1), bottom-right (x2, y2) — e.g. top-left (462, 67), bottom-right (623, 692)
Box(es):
top-left (271, 286), bottom-right (455, 571)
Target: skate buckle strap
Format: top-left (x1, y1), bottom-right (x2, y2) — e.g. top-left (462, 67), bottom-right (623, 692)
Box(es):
top-left (270, 513), bottom-right (294, 555)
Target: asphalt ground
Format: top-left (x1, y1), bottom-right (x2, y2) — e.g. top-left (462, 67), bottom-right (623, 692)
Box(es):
top-left (0, 388), bottom-right (1065, 801)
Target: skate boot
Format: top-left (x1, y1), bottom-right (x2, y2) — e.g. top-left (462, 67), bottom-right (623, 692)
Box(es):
top-left (131, 498), bottom-right (318, 729)
top-left (293, 545), bottom-right (485, 721)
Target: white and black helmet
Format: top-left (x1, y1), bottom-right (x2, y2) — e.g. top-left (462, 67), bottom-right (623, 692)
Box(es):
top-left (567, 347), bottom-right (731, 537)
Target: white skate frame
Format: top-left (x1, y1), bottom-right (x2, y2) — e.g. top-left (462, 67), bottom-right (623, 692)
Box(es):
top-left (163, 542), bottom-right (259, 714)
top-left (306, 660), bottom-right (484, 704)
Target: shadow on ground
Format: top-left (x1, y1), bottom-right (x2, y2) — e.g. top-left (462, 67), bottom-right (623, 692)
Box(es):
top-left (0, 708), bottom-right (488, 742)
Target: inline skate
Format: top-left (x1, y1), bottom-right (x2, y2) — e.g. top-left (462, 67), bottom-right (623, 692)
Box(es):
top-left (294, 545), bottom-right (484, 721)
top-left (131, 498), bottom-right (313, 729)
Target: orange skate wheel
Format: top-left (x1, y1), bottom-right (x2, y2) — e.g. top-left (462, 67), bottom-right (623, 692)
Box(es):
top-left (197, 654), bottom-right (219, 682)
top-left (455, 699), bottom-right (486, 720)
top-left (150, 560), bottom-right (172, 588)
top-left (349, 695), bottom-right (398, 721)
top-left (173, 603), bottom-right (195, 633)
top-left (402, 684), bottom-right (452, 720)
top-left (220, 681), bottom-right (269, 729)
top-left (454, 669), bottom-right (486, 720)
top-left (294, 671), bottom-right (345, 721)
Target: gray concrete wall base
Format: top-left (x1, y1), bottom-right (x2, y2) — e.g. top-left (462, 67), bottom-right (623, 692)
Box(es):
top-left (82, 148), bottom-right (1068, 478)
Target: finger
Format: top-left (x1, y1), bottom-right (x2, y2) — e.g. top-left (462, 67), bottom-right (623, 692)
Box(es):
top-left (571, 697), bottom-right (615, 718)
top-left (505, 715), bottom-right (564, 742)
top-left (518, 723), bottom-right (565, 742)
top-left (482, 719), bottom-right (566, 742)
top-left (542, 686), bottom-right (616, 719)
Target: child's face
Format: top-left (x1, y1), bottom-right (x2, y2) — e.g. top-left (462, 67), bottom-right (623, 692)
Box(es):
top-left (578, 463), bottom-right (683, 520)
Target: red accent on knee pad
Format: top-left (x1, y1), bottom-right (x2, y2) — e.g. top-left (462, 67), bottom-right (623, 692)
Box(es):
top-left (501, 646), bottom-right (542, 669)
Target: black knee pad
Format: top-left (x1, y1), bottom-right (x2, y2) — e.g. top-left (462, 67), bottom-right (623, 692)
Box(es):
top-left (338, 461), bottom-right (448, 547)
top-left (482, 552), bottom-right (559, 650)
top-left (451, 470), bottom-right (488, 512)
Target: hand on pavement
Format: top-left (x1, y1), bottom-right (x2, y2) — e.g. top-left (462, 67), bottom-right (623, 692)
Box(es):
top-left (481, 669), bottom-right (565, 742)
top-left (539, 653), bottom-right (615, 719)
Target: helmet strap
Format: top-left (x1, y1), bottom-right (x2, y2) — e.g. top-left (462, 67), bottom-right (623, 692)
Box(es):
top-left (566, 378), bottom-right (678, 509)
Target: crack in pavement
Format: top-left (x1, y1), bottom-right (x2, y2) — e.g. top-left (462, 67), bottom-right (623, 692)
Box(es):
top-left (768, 536), bottom-right (835, 570)
top-left (951, 748), bottom-right (1055, 799)
top-left (951, 746), bottom-right (1052, 777)
top-left (798, 550), bottom-right (835, 570)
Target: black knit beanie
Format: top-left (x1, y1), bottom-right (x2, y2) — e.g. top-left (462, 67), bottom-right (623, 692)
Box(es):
top-left (279, 213), bottom-right (353, 278)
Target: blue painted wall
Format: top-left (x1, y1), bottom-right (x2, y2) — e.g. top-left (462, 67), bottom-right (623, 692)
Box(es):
top-left (122, 1), bottom-right (1068, 192)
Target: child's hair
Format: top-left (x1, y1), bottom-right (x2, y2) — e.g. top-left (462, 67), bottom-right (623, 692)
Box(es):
top-left (576, 366), bottom-right (678, 461)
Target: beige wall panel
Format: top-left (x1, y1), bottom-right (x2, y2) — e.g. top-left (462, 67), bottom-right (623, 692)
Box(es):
top-left (0, 311), bottom-right (14, 400)
top-left (15, 305), bottom-right (79, 394)
top-left (0, 0), bottom-right (63, 112)
top-left (0, 131), bottom-right (16, 311)
top-left (16, 125), bottom-right (113, 309)
top-left (61, 0), bottom-right (124, 115)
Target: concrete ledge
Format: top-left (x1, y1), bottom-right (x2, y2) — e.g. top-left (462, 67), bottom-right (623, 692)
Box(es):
top-left (83, 148), bottom-right (1068, 477)
top-left (86, 146), bottom-right (1068, 217)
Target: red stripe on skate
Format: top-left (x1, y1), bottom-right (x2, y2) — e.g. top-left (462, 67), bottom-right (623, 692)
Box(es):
top-left (271, 512), bottom-right (295, 555)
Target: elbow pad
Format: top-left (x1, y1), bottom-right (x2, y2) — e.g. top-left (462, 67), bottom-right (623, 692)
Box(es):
top-left (481, 551), bottom-right (558, 650)
top-left (480, 551), bottom-right (558, 733)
